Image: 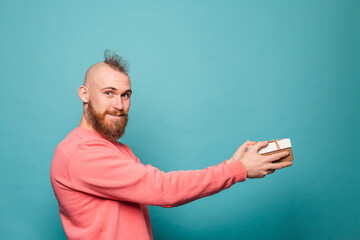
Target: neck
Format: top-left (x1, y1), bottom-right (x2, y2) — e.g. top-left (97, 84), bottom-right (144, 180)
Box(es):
top-left (79, 112), bottom-right (94, 130)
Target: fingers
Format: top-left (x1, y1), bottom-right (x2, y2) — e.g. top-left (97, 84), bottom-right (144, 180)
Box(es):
top-left (265, 151), bottom-right (290, 163)
top-left (250, 141), bottom-right (269, 152)
top-left (241, 140), bottom-right (256, 150)
top-left (228, 140), bottom-right (256, 164)
top-left (235, 140), bottom-right (256, 155)
top-left (261, 162), bottom-right (291, 178)
top-left (268, 161), bottom-right (293, 170)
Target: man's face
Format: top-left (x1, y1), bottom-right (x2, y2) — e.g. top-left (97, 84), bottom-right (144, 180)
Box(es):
top-left (85, 66), bottom-right (132, 141)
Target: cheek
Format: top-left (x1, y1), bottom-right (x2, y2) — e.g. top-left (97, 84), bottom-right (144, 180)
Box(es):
top-left (125, 100), bottom-right (131, 111)
top-left (94, 98), bottom-right (112, 111)
top-left (93, 103), bottom-right (109, 115)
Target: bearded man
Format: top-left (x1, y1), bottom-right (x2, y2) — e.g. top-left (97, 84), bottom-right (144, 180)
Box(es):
top-left (50, 51), bottom-right (292, 240)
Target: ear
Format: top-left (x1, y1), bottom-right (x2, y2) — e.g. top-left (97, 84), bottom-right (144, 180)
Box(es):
top-left (78, 86), bottom-right (89, 103)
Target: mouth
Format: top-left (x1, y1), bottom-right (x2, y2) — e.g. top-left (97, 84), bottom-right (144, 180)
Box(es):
top-left (107, 114), bottom-right (125, 119)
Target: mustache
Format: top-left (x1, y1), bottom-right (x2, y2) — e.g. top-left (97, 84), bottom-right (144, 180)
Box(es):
top-left (105, 110), bottom-right (127, 116)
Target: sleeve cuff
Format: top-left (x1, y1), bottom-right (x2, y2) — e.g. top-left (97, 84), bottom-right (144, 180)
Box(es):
top-left (224, 160), bottom-right (247, 183)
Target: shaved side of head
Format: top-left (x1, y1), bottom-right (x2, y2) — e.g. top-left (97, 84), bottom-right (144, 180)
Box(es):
top-left (83, 62), bottom-right (108, 89)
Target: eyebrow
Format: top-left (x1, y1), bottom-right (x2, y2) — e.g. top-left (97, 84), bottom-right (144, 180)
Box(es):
top-left (101, 87), bottom-right (132, 94)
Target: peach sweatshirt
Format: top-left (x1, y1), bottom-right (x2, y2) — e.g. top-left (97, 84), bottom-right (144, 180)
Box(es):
top-left (50, 127), bottom-right (247, 240)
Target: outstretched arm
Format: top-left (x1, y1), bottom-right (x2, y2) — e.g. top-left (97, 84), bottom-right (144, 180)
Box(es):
top-left (68, 140), bottom-right (247, 208)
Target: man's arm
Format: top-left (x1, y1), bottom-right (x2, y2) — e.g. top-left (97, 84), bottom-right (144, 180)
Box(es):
top-left (68, 140), bottom-right (246, 207)
top-left (68, 140), bottom-right (291, 207)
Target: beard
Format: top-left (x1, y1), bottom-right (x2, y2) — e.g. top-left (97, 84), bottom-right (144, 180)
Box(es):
top-left (86, 101), bottom-right (128, 142)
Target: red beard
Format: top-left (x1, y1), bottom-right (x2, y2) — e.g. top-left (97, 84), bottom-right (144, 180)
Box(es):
top-left (86, 101), bottom-right (128, 142)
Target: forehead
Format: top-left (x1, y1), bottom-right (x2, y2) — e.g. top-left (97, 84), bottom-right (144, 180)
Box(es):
top-left (92, 65), bottom-right (131, 90)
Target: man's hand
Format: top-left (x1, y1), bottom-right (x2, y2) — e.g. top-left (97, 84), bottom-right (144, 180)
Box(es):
top-left (227, 141), bottom-right (293, 178)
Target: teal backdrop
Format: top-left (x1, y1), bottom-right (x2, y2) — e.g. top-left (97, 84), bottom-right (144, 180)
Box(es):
top-left (1, 0), bottom-right (359, 239)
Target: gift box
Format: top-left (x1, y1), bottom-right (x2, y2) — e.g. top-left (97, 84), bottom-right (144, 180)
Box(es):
top-left (258, 139), bottom-right (293, 163)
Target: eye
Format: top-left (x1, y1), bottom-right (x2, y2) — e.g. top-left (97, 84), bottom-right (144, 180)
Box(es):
top-left (105, 91), bottom-right (112, 96)
top-left (121, 93), bottom-right (130, 99)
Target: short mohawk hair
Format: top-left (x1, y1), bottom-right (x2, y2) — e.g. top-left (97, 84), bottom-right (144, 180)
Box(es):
top-left (104, 49), bottom-right (129, 75)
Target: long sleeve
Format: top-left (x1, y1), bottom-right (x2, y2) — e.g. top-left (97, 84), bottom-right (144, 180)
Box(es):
top-left (51, 127), bottom-right (248, 239)
top-left (68, 140), bottom-right (247, 208)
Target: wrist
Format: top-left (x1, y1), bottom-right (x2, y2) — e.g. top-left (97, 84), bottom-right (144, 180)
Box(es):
top-left (226, 160), bottom-right (247, 182)
top-left (226, 158), bottom-right (234, 165)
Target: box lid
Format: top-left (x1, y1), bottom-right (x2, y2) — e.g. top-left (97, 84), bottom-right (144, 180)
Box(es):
top-left (258, 139), bottom-right (292, 154)
top-left (247, 139), bottom-right (292, 154)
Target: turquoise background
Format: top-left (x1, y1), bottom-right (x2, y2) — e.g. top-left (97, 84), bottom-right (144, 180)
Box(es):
top-left (1, 0), bottom-right (359, 239)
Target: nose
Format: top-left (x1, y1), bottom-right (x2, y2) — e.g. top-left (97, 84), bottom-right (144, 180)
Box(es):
top-left (113, 96), bottom-right (124, 111)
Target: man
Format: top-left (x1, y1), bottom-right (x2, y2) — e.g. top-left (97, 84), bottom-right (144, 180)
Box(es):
top-left (50, 51), bottom-right (292, 240)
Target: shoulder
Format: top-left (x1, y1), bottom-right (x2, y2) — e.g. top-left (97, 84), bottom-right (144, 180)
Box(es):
top-left (54, 128), bottom-right (117, 160)
top-left (116, 142), bottom-right (137, 158)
